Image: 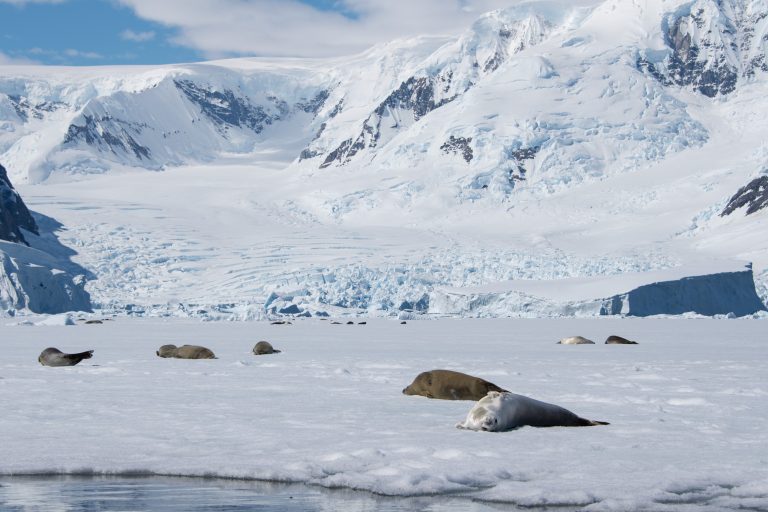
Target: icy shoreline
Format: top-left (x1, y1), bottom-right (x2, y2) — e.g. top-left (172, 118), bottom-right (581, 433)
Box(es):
top-left (2, 318), bottom-right (766, 511)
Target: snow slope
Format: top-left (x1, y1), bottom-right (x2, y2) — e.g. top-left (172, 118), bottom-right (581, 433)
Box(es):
top-left (1, 318), bottom-right (766, 511)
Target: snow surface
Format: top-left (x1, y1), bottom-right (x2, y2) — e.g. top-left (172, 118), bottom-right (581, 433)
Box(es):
top-left (1, 318), bottom-right (766, 511)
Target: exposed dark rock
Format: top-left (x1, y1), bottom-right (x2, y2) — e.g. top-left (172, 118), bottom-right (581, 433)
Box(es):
top-left (295, 89), bottom-right (330, 115)
top-left (506, 144), bottom-right (540, 182)
top-left (63, 115), bottom-right (151, 160)
top-left (441, 136), bottom-right (474, 163)
top-left (639, 1), bottom-right (767, 97)
top-left (321, 73), bottom-right (462, 167)
top-left (0, 163), bottom-right (39, 245)
top-left (174, 79), bottom-right (280, 134)
top-left (7, 94), bottom-right (65, 123)
top-left (721, 176), bottom-right (768, 216)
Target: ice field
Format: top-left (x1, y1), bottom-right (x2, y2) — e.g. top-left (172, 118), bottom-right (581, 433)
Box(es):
top-left (1, 317), bottom-right (766, 511)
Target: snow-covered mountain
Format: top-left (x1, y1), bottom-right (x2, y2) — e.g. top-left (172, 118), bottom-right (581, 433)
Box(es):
top-left (1, 0), bottom-right (767, 318)
top-left (0, 164), bottom-right (91, 314)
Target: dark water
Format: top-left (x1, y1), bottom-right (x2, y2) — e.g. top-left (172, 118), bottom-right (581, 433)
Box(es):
top-left (0, 476), bottom-right (526, 512)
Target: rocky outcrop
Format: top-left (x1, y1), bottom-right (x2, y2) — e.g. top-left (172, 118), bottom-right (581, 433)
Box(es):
top-left (721, 175), bottom-right (768, 216)
top-left (0, 163), bottom-right (38, 245)
top-left (0, 164), bottom-right (91, 314)
top-left (441, 136), bottom-right (474, 163)
top-left (64, 115), bottom-right (152, 160)
top-left (639, 0), bottom-right (768, 97)
top-left (174, 79), bottom-right (288, 134)
top-left (317, 12), bottom-right (551, 168)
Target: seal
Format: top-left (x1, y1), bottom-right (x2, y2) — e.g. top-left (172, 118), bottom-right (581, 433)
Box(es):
top-left (38, 347), bottom-right (93, 367)
top-left (253, 340), bottom-right (281, 355)
top-left (456, 391), bottom-right (609, 431)
top-left (605, 335), bottom-right (638, 344)
top-left (557, 336), bottom-right (595, 345)
top-left (403, 369), bottom-right (506, 401)
top-left (156, 344), bottom-right (216, 359)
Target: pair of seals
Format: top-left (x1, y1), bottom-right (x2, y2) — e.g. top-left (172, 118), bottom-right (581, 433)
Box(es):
top-left (253, 341), bottom-right (280, 355)
top-left (156, 345), bottom-right (216, 359)
top-left (38, 348), bottom-right (93, 367)
top-left (403, 369), bottom-right (506, 401)
top-left (456, 391), bottom-right (609, 431)
top-left (558, 335), bottom-right (639, 345)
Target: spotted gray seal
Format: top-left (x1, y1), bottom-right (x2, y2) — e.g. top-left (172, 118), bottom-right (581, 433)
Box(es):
top-left (557, 336), bottom-right (595, 345)
top-left (605, 335), bottom-right (638, 344)
top-left (403, 369), bottom-right (506, 401)
top-left (457, 391), bottom-right (609, 431)
top-left (38, 347), bottom-right (93, 367)
top-left (156, 344), bottom-right (216, 359)
top-left (253, 341), bottom-right (281, 355)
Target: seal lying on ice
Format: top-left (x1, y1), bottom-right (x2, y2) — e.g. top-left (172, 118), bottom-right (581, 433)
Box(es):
top-left (38, 347), bottom-right (93, 367)
top-left (457, 391), bottom-right (609, 431)
top-left (156, 344), bottom-right (216, 359)
top-left (605, 335), bottom-right (638, 344)
top-left (403, 369), bottom-right (506, 400)
top-left (253, 341), bottom-right (281, 355)
top-left (557, 336), bottom-right (595, 345)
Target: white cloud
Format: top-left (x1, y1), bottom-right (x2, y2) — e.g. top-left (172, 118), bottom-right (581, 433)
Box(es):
top-left (63, 48), bottom-right (103, 59)
top-left (121, 29), bottom-right (156, 42)
top-left (114, 0), bottom-right (547, 58)
top-left (0, 51), bottom-right (39, 65)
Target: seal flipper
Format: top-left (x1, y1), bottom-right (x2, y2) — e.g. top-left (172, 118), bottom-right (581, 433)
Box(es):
top-left (67, 350), bottom-right (94, 364)
top-left (576, 417), bottom-right (609, 426)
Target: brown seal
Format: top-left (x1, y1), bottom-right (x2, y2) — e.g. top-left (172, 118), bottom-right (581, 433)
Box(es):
top-left (605, 335), bottom-right (638, 344)
top-left (38, 347), bottom-right (93, 367)
top-left (403, 369), bottom-right (506, 400)
top-left (557, 336), bottom-right (595, 345)
top-left (156, 344), bottom-right (216, 359)
top-left (253, 341), bottom-right (281, 355)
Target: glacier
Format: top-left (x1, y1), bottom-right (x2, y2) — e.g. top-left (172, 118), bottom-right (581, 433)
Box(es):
top-left (0, 0), bottom-right (767, 318)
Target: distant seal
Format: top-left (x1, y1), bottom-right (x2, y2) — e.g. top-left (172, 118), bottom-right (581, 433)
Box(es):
top-left (84, 320), bottom-right (103, 325)
top-left (403, 369), bottom-right (506, 401)
top-left (557, 336), bottom-right (595, 345)
top-left (605, 335), bottom-right (638, 345)
top-left (457, 391), bottom-right (609, 431)
top-left (156, 344), bottom-right (216, 359)
top-left (38, 347), bottom-right (93, 367)
top-left (253, 341), bottom-right (281, 355)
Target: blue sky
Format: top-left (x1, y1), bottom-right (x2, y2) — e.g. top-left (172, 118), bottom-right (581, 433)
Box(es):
top-left (0, 0), bottom-right (514, 66)
top-left (0, 0), bottom-right (198, 65)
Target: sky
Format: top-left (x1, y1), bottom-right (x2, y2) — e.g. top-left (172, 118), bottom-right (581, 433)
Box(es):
top-left (0, 0), bottom-right (528, 66)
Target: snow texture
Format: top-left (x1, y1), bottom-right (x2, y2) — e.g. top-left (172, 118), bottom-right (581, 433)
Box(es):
top-left (0, 318), bottom-right (766, 511)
